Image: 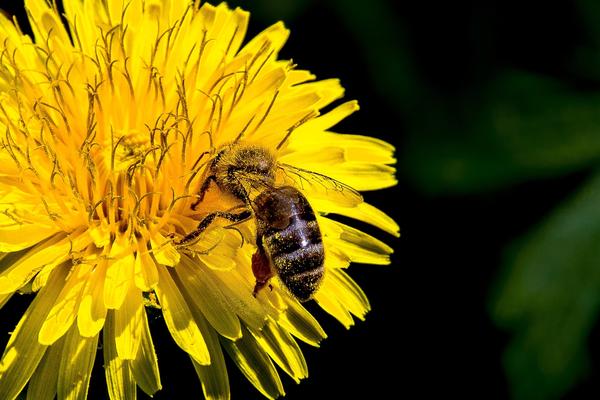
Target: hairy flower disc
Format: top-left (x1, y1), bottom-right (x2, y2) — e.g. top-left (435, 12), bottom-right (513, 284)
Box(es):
top-left (0, 1), bottom-right (398, 399)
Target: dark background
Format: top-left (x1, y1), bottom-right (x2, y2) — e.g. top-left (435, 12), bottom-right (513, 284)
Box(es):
top-left (4, 1), bottom-right (600, 399)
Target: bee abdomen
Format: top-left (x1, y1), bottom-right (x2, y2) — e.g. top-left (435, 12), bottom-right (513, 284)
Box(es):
top-left (280, 266), bottom-right (325, 302)
top-left (264, 220), bottom-right (320, 257)
top-left (272, 243), bottom-right (324, 274)
top-left (271, 242), bottom-right (324, 300)
top-left (253, 186), bottom-right (325, 301)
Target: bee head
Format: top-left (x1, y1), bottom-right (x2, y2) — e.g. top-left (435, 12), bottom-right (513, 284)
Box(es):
top-left (212, 144), bottom-right (277, 200)
top-left (230, 145), bottom-right (275, 181)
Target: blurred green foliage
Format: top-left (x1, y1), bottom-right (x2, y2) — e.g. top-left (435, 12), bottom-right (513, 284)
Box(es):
top-left (234, 0), bottom-right (600, 397)
top-left (404, 72), bottom-right (600, 194)
top-left (492, 172), bottom-right (600, 398)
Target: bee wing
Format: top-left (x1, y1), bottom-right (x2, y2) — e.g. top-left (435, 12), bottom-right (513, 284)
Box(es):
top-left (277, 163), bottom-right (363, 207)
top-left (234, 169), bottom-right (274, 195)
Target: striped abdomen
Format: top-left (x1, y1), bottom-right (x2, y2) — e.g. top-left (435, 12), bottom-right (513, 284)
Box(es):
top-left (253, 186), bottom-right (324, 301)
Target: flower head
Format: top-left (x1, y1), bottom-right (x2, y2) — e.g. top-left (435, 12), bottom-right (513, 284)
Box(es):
top-left (0, 0), bottom-right (398, 399)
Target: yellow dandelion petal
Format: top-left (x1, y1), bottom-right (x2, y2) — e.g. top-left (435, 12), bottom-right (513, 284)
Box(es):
top-left (210, 268), bottom-right (268, 331)
top-left (249, 320), bottom-right (308, 383)
top-left (131, 308), bottom-right (162, 397)
top-left (222, 326), bottom-right (285, 400)
top-left (25, 0), bottom-right (70, 46)
top-left (27, 335), bottom-right (65, 400)
top-left (57, 323), bottom-right (99, 400)
top-left (318, 268), bottom-right (371, 322)
top-left (0, 0), bottom-right (398, 398)
top-left (200, 250), bottom-right (237, 271)
top-left (0, 221), bottom-right (59, 252)
top-left (313, 200), bottom-right (400, 237)
top-left (133, 241), bottom-right (159, 291)
top-left (278, 298), bottom-right (327, 347)
top-left (0, 292), bottom-right (12, 311)
top-left (177, 256), bottom-right (242, 340)
top-left (321, 217), bottom-right (394, 265)
top-left (150, 233), bottom-right (180, 267)
top-left (197, 229), bottom-right (246, 271)
top-left (281, 135), bottom-right (397, 191)
top-left (0, 233), bottom-right (75, 294)
top-left (77, 262), bottom-right (108, 337)
top-left (104, 237), bottom-right (135, 309)
top-left (155, 264), bottom-right (210, 365)
top-left (0, 11), bottom-right (22, 44)
top-left (302, 100), bottom-right (360, 133)
top-left (31, 264), bottom-right (57, 292)
top-left (0, 267), bottom-right (66, 400)
top-left (314, 288), bottom-right (356, 329)
top-left (326, 164), bottom-right (397, 191)
top-left (104, 311), bottom-right (137, 400)
top-left (39, 263), bottom-right (93, 345)
top-left (114, 284), bottom-right (144, 360)
top-left (189, 301), bottom-right (231, 400)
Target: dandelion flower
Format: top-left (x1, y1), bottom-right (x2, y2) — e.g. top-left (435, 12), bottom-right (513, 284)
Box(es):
top-left (0, 0), bottom-right (398, 399)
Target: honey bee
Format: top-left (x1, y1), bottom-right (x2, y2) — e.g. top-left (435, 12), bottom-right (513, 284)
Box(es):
top-left (177, 143), bottom-right (362, 301)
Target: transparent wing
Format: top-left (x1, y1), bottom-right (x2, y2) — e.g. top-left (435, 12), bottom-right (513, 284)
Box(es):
top-left (233, 169), bottom-right (274, 196)
top-left (277, 163), bottom-right (363, 207)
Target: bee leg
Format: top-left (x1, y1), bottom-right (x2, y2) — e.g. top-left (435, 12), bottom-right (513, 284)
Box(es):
top-left (176, 209), bottom-right (251, 245)
top-left (252, 238), bottom-right (274, 297)
top-left (191, 175), bottom-right (216, 210)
